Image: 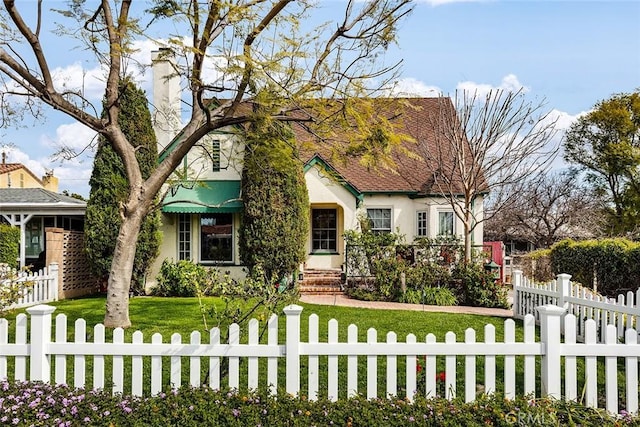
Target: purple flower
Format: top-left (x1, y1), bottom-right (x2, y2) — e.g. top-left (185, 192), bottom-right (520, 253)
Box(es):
top-left (232, 408), bottom-right (240, 418)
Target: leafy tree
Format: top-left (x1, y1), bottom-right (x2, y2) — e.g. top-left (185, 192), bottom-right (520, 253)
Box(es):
top-left (0, 0), bottom-right (412, 327)
top-left (239, 99), bottom-right (309, 283)
top-left (84, 78), bottom-right (161, 295)
top-left (564, 91), bottom-right (640, 235)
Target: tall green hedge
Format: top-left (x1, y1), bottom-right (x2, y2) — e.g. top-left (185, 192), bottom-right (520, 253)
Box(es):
top-left (0, 224), bottom-right (19, 268)
top-left (84, 78), bottom-right (161, 294)
top-left (239, 102), bottom-right (309, 283)
top-left (549, 238), bottom-right (640, 297)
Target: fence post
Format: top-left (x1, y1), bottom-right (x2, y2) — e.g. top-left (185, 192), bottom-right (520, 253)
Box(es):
top-left (512, 270), bottom-right (522, 317)
top-left (26, 304), bottom-right (56, 382)
top-left (556, 273), bottom-right (571, 309)
top-left (283, 304), bottom-right (303, 396)
top-left (49, 262), bottom-right (59, 301)
top-left (537, 304), bottom-right (566, 399)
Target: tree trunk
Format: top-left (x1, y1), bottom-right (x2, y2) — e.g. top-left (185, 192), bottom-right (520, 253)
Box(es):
top-left (464, 211), bottom-right (473, 263)
top-left (103, 204), bottom-right (146, 328)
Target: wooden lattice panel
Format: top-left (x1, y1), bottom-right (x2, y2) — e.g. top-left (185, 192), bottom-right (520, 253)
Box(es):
top-left (61, 230), bottom-right (98, 297)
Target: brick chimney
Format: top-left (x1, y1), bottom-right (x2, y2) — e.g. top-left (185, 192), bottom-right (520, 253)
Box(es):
top-left (151, 48), bottom-right (182, 152)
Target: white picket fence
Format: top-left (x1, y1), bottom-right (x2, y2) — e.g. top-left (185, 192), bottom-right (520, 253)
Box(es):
top-left (1, 303), bottom-right (639, 414)
top-left (1, 263), bottom-right (59, 309)
top-left (513, 270), bottom-right (640, 342)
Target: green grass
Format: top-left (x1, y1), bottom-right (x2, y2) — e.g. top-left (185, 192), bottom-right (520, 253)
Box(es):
top-left (2, 296), bottom-right (635, 410)
top-left (2, 296), bottom-right (527, 398)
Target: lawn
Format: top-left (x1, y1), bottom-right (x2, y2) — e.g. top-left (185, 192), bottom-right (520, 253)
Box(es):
top-left (4, 295), bottom-right (529, 398)
top-left (1, 295), bottom-right (629, 409)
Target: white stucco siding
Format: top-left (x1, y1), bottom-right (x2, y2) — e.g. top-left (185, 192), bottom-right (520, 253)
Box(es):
top-left (360, 195), bottom-right (484, 245)
top-left (147, 213), bottom-right (179, 290)
top-left (183, 133), bottom-right (244, 181)
top-left (304, 166), bottom-right (358, 269)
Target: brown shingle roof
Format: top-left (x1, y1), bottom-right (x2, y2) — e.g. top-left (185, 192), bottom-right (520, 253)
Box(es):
top-left (293, 97), bottom-right (484, 195)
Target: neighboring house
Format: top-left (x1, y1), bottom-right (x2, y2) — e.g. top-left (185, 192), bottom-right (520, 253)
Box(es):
top-left (148, 50), bottom-right (485, 285)
top-left (0, 158), bottom-right (85, 269)
top-left (0, 152), bottom-right (59, 192)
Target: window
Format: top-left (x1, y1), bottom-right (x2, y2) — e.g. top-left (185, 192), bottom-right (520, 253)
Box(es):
top-left (416, 211), bottom-right (428, 237)
top-left (312, 209), bottom-right (337, 252)
top-left (438, 211), bottom-right (454, 236)
top-left (367, 208), bottom-right (392, 234)
top-left (211, 140), bottom-right (221, 172)
top-left (200, 213), bottom-right (233, 262)
top-left (178, 214), bottom-right (191, 260)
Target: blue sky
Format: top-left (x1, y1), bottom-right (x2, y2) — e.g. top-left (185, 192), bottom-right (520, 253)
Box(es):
top-left (1, 0), bottom-right (639, 197)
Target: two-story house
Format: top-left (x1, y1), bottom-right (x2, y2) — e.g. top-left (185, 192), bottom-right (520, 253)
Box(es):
top-left (148, 50), bottom-right (485, 286)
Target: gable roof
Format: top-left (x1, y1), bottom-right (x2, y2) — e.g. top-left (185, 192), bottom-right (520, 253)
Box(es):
top-left (158, 97), bottom-right (488, 197)
top-left (0, 163), bottom-right (43, 185)
top-left (294, 97), bottom-right (487, 196)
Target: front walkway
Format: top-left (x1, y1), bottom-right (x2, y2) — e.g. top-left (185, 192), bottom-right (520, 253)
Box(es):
top-left (299, 292), bottom-right (514, 318)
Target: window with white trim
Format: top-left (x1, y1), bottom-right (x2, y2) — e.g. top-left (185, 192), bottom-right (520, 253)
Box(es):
top-left (178, 214), bottom-right (191, 260)
top-left (416, 211), bottom-right (428, 237)
top-left (438, 211), bottom-right (455, 236)
top-left (367, 208), bottom-right (392, 234)
top-left (312, 209), bottom-right (337, 252)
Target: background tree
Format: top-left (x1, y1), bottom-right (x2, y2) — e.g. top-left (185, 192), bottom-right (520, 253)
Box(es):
top-left (563, 91), bottom-right (640, 236)
top-left (484, 171), bottom-right (603, 249)
top-left (84, 78), bottom-right (161, 295)
top-left (239, 98), bottom-right (309, 284)
top-left (412, 89), bottom-right (559, 262)
top-left (0, 0), bottom-right (412, 327)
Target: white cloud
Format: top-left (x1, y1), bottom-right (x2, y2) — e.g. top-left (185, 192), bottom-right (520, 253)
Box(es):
top-left (41, 122), bottom-right (98, 152)
top-left (51, 62), bottom-right (107, 102)
top-left (386, 78), bottom-right (442, 97)
top-left (456, 74), bottom-right (530, 98)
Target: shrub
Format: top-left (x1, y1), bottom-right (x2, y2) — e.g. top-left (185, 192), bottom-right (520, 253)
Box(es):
top-left (549, 238), bottom-right (640, 296)
top-left (421, 287), bottom-right (458, 306)
top-left (2, 381), bottom-right (637, 426)
top-left (151, 259), bottom-right (211, 297)
top-left (450, 264), bottom-right (510, 309)
top-left (0, 267), bottom-right (33, 315)
top-left (372, 257), bottom-right (405, 301)
top-left (0, 224), bottom-right (19, 269)
top-left (401, 286), bottom-right (457, 306)
top-left (520, 249), bottom-right (553, 282)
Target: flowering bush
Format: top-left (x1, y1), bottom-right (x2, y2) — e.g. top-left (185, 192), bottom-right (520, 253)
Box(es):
top-left (2, 380), bottom-right (638, 426)
top-left (0, 266), bottom-right (33, 315)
